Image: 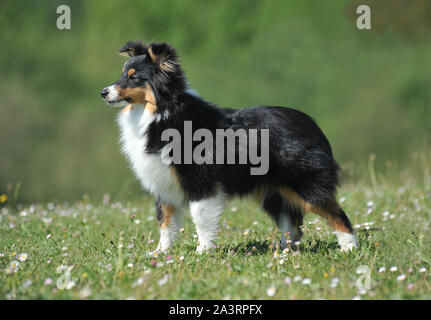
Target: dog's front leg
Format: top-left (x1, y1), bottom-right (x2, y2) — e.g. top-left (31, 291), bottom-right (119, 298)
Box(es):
top-left (189, 191), bottom-right (225, 253)
top-left (155, 198), bottom-right (182, 253)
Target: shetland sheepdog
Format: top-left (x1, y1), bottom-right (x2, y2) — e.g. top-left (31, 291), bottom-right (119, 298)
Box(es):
top-left (101, 41), bottom-right (358, 253)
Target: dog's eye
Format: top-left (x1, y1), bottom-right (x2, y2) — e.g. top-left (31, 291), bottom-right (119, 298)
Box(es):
top-left (129, 74), bottom-right (138, 80)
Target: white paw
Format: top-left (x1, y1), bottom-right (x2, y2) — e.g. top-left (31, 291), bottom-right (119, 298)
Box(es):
top-left (336, 232), bottom-right (358, 252)
top-left (154, 243), bottom-right (170, 255)
top-left (196, 242), bottom-right (215, 254)
top-left (340, 242), bottom-right (358, 252)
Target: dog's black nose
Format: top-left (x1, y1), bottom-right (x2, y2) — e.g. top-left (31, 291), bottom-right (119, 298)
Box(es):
top-left (101, 88), bottom-right (109, 99)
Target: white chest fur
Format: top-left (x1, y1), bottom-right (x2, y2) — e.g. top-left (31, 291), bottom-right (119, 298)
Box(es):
top-left (117, 105), bottom-right (184, 208)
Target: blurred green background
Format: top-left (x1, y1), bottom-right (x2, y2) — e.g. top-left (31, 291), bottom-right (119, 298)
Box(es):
top-left (0, 0), bottom-right (430, 203)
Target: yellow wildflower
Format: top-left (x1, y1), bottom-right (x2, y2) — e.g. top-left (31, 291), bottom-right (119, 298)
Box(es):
top-left (0, 194), bottom-right (7, 203)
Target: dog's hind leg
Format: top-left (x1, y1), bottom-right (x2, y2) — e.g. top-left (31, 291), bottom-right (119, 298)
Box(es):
top-left (280, 188), bottom-right (358, 251)
top-left (155, 197), bottom-right (183, 253)
top-left (259, 191), bottom-right (304, 247)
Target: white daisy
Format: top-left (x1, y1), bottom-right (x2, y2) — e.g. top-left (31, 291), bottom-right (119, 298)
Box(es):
top-left (266, 285), bottom-right (276, 297)
top-left (397, 274), bottom-right (406, 282)
top-left (10, 260), bottom-right (19, 272)
top-left (18, 253), bottom-right (28, 262)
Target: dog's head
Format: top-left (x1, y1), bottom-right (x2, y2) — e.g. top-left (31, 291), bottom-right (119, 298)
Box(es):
top-left (101, 42), bottom-right (186, 111)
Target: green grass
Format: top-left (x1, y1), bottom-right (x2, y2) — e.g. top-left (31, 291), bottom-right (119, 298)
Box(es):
top-left (0, 180), bottom-right (430, 300)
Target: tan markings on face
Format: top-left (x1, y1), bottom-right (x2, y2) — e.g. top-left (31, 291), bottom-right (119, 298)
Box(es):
top-left (144, 83), bottom-right (156, 105)
top-left (145, 102), bottom-right (157, 114)
top-left (127, 68), bottom-right (136, 76)
top-left (280, 188), bottom-right (350, 233)
top-left (115, 83), bottom-right (157, 113)
top-left (160, 203), bottom-right (176, 228)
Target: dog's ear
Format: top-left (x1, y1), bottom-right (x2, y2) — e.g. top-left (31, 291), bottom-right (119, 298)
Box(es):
top-left (118, 41), bottom-right (146, 58)
top-left (147, 42), bottom-right (178, 72)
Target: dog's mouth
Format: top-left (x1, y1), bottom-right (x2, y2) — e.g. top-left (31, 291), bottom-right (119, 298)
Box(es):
top-left (101, 86), bottom-right (129, 108)
top-left (105, 98), bottom-right (129, 107)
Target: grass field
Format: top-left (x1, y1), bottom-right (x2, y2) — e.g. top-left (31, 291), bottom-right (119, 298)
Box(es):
top-left (0, 177), bottom-right (430, 300)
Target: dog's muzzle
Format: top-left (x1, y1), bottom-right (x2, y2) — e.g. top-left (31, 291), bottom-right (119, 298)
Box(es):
top-left (101, 85), bottom-right (128, 107)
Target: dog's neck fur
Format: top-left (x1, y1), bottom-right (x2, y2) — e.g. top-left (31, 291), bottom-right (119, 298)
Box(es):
top-left (120, 101), bottom-right (156, 115)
